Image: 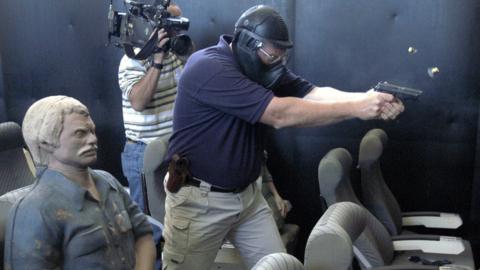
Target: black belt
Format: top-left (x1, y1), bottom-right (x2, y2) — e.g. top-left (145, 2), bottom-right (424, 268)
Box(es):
top-left (126, 138), bottom-right (145, 145)
top-left (185, 177), bottom-right (249, 193)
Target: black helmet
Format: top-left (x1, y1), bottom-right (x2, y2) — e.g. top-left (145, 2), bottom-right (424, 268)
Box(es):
top-left (234, 5), bottom-right (293, 48)
top-left (232, 5), bottom-right (291, 89)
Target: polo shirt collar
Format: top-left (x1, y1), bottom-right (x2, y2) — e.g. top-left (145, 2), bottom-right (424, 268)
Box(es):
top-left (218, 35), bottom-right (234, 55)
top-left (39, 168), bottom-right (118, 211)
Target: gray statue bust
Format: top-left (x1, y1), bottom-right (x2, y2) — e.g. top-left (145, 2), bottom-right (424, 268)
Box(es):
top-left (4, 95), bottom-right (156, 270)
top-left (22, 95), bottom-right (91, 167)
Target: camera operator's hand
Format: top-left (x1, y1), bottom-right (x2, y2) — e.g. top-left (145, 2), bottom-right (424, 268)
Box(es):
top-left (153, 28), bottom-right (170, 64)
top-left (128, 28), bottom-right (170, 112)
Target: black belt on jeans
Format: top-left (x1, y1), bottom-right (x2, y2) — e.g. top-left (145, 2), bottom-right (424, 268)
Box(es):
top-left (127, 138), bottom-right (145, 145)
top-left (185, 177), bottom-right (249, 193)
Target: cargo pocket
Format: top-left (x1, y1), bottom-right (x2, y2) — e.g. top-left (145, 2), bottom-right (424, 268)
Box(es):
top-left (162, 250), bottom-right (185, 268)
top-left (170, 217), bottom-right (190, 250)
top-left (166, 186), bottom-right (192, 208)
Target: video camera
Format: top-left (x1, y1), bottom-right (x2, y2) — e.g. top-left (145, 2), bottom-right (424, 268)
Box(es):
top-left (107, 0), bottom-right (193, 60)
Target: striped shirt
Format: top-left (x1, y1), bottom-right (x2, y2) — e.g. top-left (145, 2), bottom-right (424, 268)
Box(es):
top-left (118, 53), bottom-right (183, 143)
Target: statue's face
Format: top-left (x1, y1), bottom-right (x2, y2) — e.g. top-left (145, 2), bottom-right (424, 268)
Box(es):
top-left (51, 113), bottom-right (98, 169)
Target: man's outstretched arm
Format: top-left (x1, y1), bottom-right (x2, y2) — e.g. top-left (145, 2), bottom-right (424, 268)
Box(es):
top-left (260, 88), bottom-right (403, 128)
top-left (305, 86), bottom-right (404, 121)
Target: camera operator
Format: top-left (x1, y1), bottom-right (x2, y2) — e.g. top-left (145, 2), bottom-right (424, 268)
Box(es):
top-left (162, 5), bottom-right (404, 270)
top-left (117, 4), bottom-right (187, 269)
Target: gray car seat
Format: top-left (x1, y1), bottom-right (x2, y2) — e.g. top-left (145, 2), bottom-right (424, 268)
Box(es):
top-left (358, 129), bottom-right (462, 236)
top-left (0, 122), bottom-right (39, 268)
top-left (306, 201), bottom-right (471, 270)
top-left (251, 253), bottom-right (304, 270)
top-left (0, 122), bottom-right (36, 195)
top-left (142, 135), bottom-right (169, 222)
top-left (304, 201), bottom-right (363, 270)
top-left (317, 148), bottom-right (475, 270)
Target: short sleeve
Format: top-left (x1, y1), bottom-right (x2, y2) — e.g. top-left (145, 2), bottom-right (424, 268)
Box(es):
top-left (273, 69), bottom-right (314, 98)
top-left (94, 170), bottom-right (153, 239)
top-left (117, 182), bottom-right (153, 239)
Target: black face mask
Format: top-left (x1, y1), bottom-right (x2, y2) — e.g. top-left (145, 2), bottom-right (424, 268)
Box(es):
top-left (232, 30), bottom-right (287, 89)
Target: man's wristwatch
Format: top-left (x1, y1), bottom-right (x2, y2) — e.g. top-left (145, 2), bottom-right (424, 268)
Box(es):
top-left (152, 62), bottom-right (163, 70)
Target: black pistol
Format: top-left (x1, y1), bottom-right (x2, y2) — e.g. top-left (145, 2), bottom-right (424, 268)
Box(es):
top-left (374, 81), bottom-right (423, 100)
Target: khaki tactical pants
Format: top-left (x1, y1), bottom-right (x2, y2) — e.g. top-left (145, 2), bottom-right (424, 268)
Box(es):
top-left (162, 178), bottom-right (285, 270)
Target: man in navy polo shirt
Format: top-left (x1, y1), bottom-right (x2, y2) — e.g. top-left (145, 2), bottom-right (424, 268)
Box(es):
top-left (162, 5), bottom-right (404, 270)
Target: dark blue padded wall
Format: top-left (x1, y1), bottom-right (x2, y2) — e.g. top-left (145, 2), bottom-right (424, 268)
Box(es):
top-left (176, 0), bottom-right (295, 56)
top-left (0, 54), bottom-right (6, 122)
top-left (0, 0), bottom-right (479, 261)
top-left (293, 0), bottom-right (479, 208)
top-left (0, 0), bottom-right (126, 182)
top-left (272, 0), bottom-right (480, 258)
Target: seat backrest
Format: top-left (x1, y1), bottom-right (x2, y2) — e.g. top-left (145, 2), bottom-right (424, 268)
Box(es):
top-left (251, 252), bottom-right (304, 270)
top-left (358, 128), bottom-right (403, 236)
top-left (305, 201), bottom-right (394, 270)
top-left (317, 148), bottom-right (361, 206)
top-left (353, 206), bottom-right (395, 269)
top-left (143, 136), bottom-right (169, 223)
top-left (0, 122), bottom-right (36, 196)
top-left (305, 202), bottom-right (366, 270)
